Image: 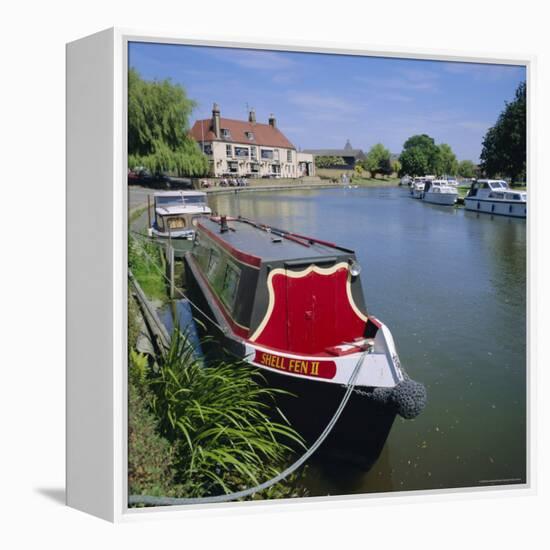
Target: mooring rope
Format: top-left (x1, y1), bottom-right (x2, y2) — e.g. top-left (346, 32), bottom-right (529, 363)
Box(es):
top-left (128, 349), bottom-right (368, 507)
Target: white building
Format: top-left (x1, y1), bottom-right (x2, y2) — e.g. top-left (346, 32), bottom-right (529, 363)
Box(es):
top-left (190, 104), bottom-right (315, 178)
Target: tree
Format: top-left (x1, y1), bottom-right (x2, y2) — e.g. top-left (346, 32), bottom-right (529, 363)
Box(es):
top-left (437, 143), bottom-right (458, 175)
top-left (480, 81), bottom-right (526, 182)
top-left (391, 159), bottom-right (401, 176)
top-left (399, 134), bottom-right (440, 176)
top-left (128, 68), bottom-right (209, 177)
top-left (363, 143), bottom-right (392, 178)
top-left (314, 156), bottom-right (346, 169)
top-left (458, 160), bottom-right (476, 179)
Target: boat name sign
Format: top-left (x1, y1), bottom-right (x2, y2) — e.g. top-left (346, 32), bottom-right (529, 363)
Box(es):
top-left (253, 350), bottom-right (337, 379)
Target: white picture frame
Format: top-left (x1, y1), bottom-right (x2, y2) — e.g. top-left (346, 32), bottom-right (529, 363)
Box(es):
top-left (66, 27), bottom-right (535, 522)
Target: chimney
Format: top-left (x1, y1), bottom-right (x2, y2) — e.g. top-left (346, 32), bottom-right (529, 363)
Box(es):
top-left (268, 113), bottom-right (276, 128)
top-left (212, 102), bottom-right (221, 138)
top-left (248, 108), bottom-right (256, 123)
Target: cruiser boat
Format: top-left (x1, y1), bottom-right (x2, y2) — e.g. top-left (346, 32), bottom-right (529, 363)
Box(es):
top-left (422, 178), bottom-right (458, 206)
top-left (410, 177), bottom-right (425, 199)
top-left (464, 179), bottom-right (526, 218)
top-left (184, 216), bottom-right (426, 467)
top-left (148, 191), bottom-right (211, 240)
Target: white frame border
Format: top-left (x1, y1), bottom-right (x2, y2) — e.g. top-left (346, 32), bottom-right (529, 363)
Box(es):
top-left (70, 27), bottom-right (537, 523)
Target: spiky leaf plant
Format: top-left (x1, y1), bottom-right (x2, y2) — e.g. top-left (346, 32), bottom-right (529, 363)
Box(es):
top-left (149, 328), bottom-right (305, 498)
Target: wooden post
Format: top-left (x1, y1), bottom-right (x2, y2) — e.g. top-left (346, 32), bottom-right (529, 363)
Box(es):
top-left (147, 195), bottom-right (152, 229)
top-left (168, 245), bottom-right (175, 299)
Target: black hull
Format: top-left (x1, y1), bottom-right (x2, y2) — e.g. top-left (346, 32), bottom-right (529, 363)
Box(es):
top-left (184, 254), bottom-right (396, 470)
top-left (261, 369), bottom-right (396, 469)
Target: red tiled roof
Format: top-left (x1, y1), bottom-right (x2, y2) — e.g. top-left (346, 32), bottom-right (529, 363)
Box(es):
top-left (189, 117), bottom-right (295, 149)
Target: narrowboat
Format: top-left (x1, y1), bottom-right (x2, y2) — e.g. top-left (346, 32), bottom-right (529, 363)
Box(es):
top-left (184, 216), bottom-right (426, 467)
top-left (464, 179), bottom-right (526, 218)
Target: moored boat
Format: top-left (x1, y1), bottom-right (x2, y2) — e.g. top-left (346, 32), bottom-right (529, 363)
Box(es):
top-left (422, 178), bottom-right (458, 206)
top-left (464, 179), bottom-right (526, 218)
top-left (184, 215), bottom-right (426, 467)
top-left (410, 177), bottom-right (425, 199)
top-left (148, 191), bottom-right (211, 240)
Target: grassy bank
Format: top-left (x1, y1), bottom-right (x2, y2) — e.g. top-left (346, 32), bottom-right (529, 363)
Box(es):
top-left (128, 235), bottom-right (168, 302)
top-left (127, 235), bottom-right (308, 505)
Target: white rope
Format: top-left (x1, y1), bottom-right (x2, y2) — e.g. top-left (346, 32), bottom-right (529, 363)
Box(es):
top-left (128, 349), bottom-right (368, 507)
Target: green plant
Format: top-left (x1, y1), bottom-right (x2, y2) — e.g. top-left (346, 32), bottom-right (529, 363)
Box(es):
top-left (149, 328), bottom-right (305, 498)
top-left (480, 81), bottom-right (526, 182)
top-left (128, 235), bottom-right (168, 302)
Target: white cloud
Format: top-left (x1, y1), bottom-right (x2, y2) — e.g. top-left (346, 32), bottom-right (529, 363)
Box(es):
top-left (287, 91), bottom-right (362, 115)
top-left (203, 48), bottom-right (296, 71)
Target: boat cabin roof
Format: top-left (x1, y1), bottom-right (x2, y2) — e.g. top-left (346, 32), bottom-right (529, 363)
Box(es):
top-left (198, 217), bottom-right (354, 263)
top-left (475, 179), bottom-right (509, 189)
top-left (153, 191), bottom-right (206, 198)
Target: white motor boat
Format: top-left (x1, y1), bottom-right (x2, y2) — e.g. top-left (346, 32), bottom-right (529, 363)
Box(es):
top-left (464, 179), bottom-right (526, 218)
top-left (422, 178), bottom-right (458, 206)
top-left (148, 191), bottom-right (211, 240)
top-left (410, 177), bottom-right (425, 199)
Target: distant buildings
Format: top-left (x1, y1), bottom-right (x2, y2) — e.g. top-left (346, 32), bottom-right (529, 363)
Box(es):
top-left (189, 104), bottom-right (315, 178)
top-left (303, 140), bottom-right (366, 169)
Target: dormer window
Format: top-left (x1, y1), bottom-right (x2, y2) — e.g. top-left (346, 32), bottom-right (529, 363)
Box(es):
top-left (221, 128), bottom-right (231, 139)
top-left (245, 131), bottom-right (254, 141)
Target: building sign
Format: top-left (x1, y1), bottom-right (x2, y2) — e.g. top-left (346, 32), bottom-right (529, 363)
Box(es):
top-left (234, 146), bottom-right (249, 158)
top-left (253, 350), bottom-right (336, 379)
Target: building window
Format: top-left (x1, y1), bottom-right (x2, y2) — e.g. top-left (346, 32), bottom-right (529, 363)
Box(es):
top-left (261, 149), bottom-right (273, 160)
top-left (273, 150), bottom-right (280, 162)
top-left (251, 147), bottom-right (257, 159)
top-left (287, 150), bottom-right (292, 163)
top-left (221, 128), bottom-right (231, 139)
top-left (202, 143), bottom-right (212, 155)
top-left (245, 131), bottom-right (254, 141)
top-left (226, 144), bottom-right (232, 157)
top-left (234, 146), bottom-right (249, 158)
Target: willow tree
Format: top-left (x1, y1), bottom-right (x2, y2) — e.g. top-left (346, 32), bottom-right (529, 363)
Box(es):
top-left (128, 68), bottom-right (209, 177)
top-left (437, 143), bottom-right (458, 176)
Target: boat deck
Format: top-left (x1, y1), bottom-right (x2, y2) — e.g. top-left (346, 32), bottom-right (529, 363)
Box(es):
top-left (198, 217), bottom-right (352, 262)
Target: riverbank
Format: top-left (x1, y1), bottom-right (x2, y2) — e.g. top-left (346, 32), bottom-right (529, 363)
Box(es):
top-left (204, 177), bottom-right (399, 195)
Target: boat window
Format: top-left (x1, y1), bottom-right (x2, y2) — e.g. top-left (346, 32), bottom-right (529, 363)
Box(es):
top-left (184, 195), bottom-right (206, 205)
top-left (221, 263), bottom-right (241, 310)
top-left (155, 196), bottom-right (184, 207)
top-left (489, 192), bottom-right (504, 199)
top-left (206, 247), bottom-right (221, 280)
top-left (167, 217), bottom-right (186, 229)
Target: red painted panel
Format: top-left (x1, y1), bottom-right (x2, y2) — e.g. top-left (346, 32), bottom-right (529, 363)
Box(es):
top-left (253, 350), bottom-right (337, 379)
top-left (254, 266), bottom-right (367, 354)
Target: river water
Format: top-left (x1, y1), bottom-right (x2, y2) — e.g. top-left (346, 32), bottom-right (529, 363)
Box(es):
top-left (209, 186), bottom-right (527, 495)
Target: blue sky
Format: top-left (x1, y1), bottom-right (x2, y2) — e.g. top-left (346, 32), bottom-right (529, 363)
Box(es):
top-left (129, 42), bottom-right (525, 162)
